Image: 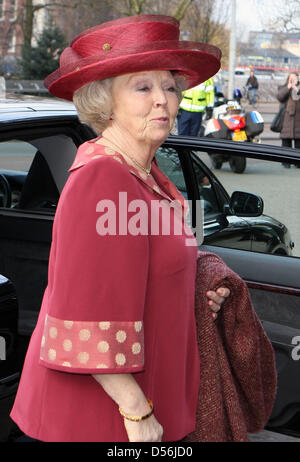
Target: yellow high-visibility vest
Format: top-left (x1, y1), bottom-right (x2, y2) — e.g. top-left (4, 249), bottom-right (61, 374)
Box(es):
top-left (180, 78), bottom-right (215, 113)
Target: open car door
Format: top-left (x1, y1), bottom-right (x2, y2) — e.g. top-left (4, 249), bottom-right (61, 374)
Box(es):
top-left (159, 137), bottom-right (300, 435)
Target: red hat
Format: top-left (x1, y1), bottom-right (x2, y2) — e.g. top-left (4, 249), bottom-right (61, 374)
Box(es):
top-left (44, 15), bottom-right (222, 101)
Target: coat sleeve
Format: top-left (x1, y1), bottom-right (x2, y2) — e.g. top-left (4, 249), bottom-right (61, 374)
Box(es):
top-left (39, 156), bottom-right (149, 374)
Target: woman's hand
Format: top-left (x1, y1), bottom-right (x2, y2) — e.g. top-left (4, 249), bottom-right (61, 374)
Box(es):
top-left (206, 287), bottom-right (230, 320)
top-left (93, 373), bottom-right (163, 442)
top-left (123, 414), bottom-right (163, 442)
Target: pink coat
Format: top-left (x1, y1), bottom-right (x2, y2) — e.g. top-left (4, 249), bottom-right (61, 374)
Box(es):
top-left (10, 139), bottom-right (200, 442)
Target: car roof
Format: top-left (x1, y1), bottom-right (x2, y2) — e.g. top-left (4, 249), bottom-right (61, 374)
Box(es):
top-left (0, 93), bottom-right (76, 114)
top-left (0, 94), bottom-right (77, 124)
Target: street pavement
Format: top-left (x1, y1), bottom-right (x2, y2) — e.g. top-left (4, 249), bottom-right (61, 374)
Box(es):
top-left (248, 429), bottom-right (300, 442)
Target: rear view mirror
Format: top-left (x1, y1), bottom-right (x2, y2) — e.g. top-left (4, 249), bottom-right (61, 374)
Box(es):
top-left (228, 190), bottom-right (264, 217)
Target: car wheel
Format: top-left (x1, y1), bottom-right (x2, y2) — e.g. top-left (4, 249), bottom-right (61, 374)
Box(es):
top-left (0, 174), bottom-right (11, 208)
top-left (229, 156), bottom-right (246, 173)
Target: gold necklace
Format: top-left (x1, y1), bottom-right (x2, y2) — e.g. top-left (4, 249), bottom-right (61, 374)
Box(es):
top-left (101, 137), bottom-right (151, 176)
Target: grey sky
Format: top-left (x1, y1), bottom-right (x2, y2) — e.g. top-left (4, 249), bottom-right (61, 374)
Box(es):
top-left (236, 0), bottom-right (278, 37)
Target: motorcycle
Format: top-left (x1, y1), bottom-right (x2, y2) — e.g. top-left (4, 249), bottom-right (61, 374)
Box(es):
top-left (201, 94), bottom-right (264, 173)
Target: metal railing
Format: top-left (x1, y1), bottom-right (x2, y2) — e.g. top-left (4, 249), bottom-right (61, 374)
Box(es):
top-left (4, 79), bottom-right (49, 95)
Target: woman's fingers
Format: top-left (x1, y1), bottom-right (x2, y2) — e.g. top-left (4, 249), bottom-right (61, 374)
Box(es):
top-left (206, 287), bottom-right (230, 318)
top-left (216, 287), bottom-right (230, 298)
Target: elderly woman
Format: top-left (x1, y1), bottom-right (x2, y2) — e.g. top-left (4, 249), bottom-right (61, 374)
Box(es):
top-left (10, 15), bottom-right (229, 442)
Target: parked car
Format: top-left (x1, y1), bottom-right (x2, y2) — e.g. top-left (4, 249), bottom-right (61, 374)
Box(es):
top-left (0, 96), bottom-right (300, 441)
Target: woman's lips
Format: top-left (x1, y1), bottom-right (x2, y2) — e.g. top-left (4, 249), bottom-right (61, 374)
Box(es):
top-left (152, 117), bottom-right (169, 123)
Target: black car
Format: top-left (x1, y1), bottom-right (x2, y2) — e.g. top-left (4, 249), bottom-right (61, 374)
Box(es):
top-left (0, 96), bottom-right (300, 441)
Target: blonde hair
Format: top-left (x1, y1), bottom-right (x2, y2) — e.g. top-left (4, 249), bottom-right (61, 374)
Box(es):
top-left (73, 73), bottom-right (187, 134)
top-left (73, 78), bottom-right (113, 134)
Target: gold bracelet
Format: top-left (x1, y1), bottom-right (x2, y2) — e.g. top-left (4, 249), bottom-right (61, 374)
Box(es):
top-left (119, 398), bottom-right (154, 422)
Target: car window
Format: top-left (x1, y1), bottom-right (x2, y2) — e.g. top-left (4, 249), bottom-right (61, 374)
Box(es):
top-left (0, 140), bottom-right (37, 208)
top-left (190, 152), bottom-right (223, 220)
top-left (155, 147), bottom-right (187, 198)
top-left (155, 147), bottom-right (221, 221)
top-left (202, 152), bottom-right (299, 258)
top-left (0, 140), bottom-right (37, 172)
top-left (0, 134), bottom-right (77, 212)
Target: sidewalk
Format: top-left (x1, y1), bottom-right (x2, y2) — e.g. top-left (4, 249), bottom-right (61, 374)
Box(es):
top-left (248, 429), bottom-right (300, 442)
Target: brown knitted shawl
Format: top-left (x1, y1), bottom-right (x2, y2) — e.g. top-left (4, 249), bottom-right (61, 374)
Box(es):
top-left (184, 251), bottom-right (277, 442)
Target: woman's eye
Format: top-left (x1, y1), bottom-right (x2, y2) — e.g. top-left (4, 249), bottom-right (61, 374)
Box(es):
top-left (136, 85), bottom-right (176, 93)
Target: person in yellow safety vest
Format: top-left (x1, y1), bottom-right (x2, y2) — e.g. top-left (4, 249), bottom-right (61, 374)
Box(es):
top-left (178, 77), bottom-right (215, 136)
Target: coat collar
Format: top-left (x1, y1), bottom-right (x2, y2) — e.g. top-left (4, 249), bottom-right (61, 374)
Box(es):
top-left (69, 137), bottom-right (188, 215)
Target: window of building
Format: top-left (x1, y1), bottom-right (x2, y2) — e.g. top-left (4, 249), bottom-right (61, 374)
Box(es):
top-left (10, 0), bottom-right (17, 20)
top-left (7, 28), bottom-right (16, 53)
top-left (0, 0), bottom-right (4, 20)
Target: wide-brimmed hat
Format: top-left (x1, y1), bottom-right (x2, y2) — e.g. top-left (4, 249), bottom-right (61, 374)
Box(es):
top-left (44, 14), bottom-right (222, 101)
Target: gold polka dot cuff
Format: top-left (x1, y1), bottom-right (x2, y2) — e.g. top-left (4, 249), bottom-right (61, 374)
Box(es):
top-left (39, 314), bottom-right (144, 374)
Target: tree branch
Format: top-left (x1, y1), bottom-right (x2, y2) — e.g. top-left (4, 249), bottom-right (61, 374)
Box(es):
top-left (33, 1), bottom-right (81, 12)
top-left (130, 0), bottom-right (147, 14)
top-left (97, 0), bottom-right (129, 15)
top-left (174, 0), bottom-right (195, 20)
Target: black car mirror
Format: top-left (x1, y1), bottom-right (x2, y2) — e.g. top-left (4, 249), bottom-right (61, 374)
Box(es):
top-left (227, 191), bottom-right (264, 217)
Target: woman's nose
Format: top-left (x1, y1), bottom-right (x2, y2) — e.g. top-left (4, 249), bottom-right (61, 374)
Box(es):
top-left (153, 88), bottom-right (168, 106)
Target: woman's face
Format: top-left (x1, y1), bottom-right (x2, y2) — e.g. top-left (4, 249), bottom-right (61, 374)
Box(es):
top-left (110, 70), bottom-right (179, 146)
top-left (289, 73), bottom-right (298, 85)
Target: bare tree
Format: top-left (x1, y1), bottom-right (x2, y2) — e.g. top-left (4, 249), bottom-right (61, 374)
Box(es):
top-left (53, 0), bottom-right (197, 44)
top-left (179, 0), bottom-right (229, 65)
top-left (97, 0), bottom-right (195, 19)
top-left (19, 0), bottom-right (85, 53)
top-left (51, 0), bottom-right (113, 41)
top-left (181, 0), bottom-right (229, 42)
top-left (14, 0), bottom-right (208, 59)
top-left (58, 0), bottom-right (229, 64)
top-left (263, 0), bottom-right (300, 33)
top-left (96, 0), bottom-right (147, 15)
top-left (173, 0), bottom-right (195, 20)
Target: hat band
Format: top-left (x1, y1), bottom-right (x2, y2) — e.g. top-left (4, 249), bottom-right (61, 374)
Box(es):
top-left (52, 40), bottom-right (221, 81)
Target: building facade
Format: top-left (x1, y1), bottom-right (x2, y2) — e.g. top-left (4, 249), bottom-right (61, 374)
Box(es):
top-left (0, 0), bottom-right (114, 76)
top-left (238, 30), bottom-right (300, 72)
top-left (0, 0), bottom-right (24, 58)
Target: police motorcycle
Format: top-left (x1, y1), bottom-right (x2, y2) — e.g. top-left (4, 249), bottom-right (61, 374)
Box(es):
top-left (201, 91), bottom-right (264, 173)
